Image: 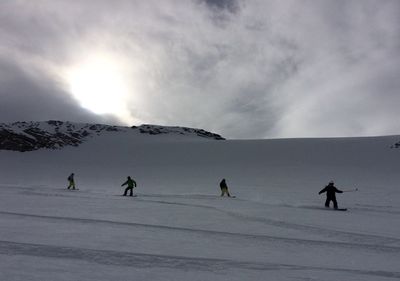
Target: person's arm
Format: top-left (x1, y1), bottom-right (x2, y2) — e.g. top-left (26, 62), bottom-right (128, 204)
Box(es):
top-left (319, 187), bottom-right (327, 194)
top-left (335, 187), bottom-right (343, 193)
top-left (121, 181), bottom-right (127, 187)
top-left (133, 180), bottom-right (137, 187)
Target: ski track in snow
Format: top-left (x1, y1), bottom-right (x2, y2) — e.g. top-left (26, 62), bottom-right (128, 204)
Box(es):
top-left (2, 185), bottom-right (400, 280)
top-left (1, 186), bottom-right (400, 247)
top-left (1, 210), bottom-right (399, 254)
top-left (219, 209), bottom-right (400, 246)
top-left (5, 185), bottom-right (400, 215)
top-left (132, 196), bottom-right (400, 246)
top-left (1, 240), bottom-right (399, 279)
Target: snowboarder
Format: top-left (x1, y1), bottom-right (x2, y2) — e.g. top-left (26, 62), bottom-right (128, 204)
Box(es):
top-left (219, 178), bottom-right (231, 197)
top-left (121, 176), bottom-right (137, 196)
top-left (319, 180), bottom-right (343, 209)
top-left (67, 173), bottom-right (76, 190)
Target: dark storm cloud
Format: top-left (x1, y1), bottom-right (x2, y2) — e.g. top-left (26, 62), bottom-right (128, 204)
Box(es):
top-left (0, 0), bottom-right (399, 138)
top-left (200, 0), bottom-right (241, 13)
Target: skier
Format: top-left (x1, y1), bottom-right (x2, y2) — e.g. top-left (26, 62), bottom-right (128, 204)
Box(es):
top-left (319, 180), bottom-right (343, 209)
top-left (219, 178), bottom-right (231, 197)
top-left (121, 176), bottom-right (137, 196)
top-left (67, 173), bottom-right (76, 190)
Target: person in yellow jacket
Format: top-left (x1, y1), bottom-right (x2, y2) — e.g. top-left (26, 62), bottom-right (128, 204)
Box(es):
top-left (121, 176), bottom-right (137, 196)
top-left (219, 178), bottom-right (231, 197)
top-left (67, 173), bottom-right (76, 190)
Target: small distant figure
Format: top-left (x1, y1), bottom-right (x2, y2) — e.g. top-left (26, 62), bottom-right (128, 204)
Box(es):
top-left (319, 180), bottom-right (343, 209)
top-left (121, 176), bottom-right (137, 196)
top-left (67, 173), bottom-right (76, 190)
top-left (219, 178), bottom-right (231, 197)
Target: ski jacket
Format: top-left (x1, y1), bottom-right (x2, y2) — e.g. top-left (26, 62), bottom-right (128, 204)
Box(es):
top-left (122, 178), bottom-right (136, 188)
top-left (319, 184), bottom-right (343, 198)
top-left (220, 180), bottom-right (228, 190)
top-left (68, 174), bottom-right (74, 182)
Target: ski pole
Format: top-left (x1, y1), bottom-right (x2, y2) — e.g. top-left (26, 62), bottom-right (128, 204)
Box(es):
top-left (342, 188), bottom-right (358, 192)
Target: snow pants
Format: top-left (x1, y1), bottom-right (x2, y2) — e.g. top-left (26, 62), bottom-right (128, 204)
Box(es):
top-left (325, 197), bottom-right (338, 209)
top-left (67, 181), bottom-right (75, 190)
top-left (123, 186), bottom-right (133, 196)
top-left (220, 188), bottom-right (231, 197)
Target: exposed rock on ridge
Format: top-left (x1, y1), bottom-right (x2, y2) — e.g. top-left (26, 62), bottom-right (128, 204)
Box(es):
top-left (0, 121), bottom-right (225, 152)
top-left (391, 140), bottom-right (400, 149)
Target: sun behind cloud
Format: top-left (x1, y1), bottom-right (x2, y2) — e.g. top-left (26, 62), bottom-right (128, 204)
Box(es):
top-left (64, 53), bottom-right (135, 124)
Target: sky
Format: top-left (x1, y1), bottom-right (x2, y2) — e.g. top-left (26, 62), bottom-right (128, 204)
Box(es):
top-left (0, 0), bottom-right (399, 139)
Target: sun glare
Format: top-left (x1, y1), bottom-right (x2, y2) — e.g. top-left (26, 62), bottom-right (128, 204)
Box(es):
top-left (65, 54), bottom-right (134, 124)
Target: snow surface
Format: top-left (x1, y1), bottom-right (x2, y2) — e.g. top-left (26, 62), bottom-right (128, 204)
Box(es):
top-left (1, 132), bottom-right (400, 280)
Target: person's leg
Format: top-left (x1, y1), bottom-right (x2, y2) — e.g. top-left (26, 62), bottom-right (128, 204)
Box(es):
top-left (123, 187), bottom-right (129, 196)
top-left (333, 198), bottom-right (338, 209)
top-left (72, 182), bottom-right (75, 190)
top-left (129, 187), bottom-right (133, 196)
top-left (325, 198), bottom-right (330, 207)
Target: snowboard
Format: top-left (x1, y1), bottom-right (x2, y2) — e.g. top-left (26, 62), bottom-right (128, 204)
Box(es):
top-left (324, 207), bottom-right (347, 211)
top-left (301, 206), bottom-right (347, 211)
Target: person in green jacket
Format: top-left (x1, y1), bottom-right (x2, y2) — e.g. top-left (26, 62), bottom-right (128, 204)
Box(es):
top-left (121, 176), bottom-right (137, 196)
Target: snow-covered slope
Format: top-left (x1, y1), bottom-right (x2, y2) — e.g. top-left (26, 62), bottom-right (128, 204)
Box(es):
top-left (0, 124), bottom-right (399, 281)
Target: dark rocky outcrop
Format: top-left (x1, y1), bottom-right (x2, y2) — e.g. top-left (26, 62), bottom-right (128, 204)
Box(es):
top-left (136, 124), bottom-right (224, 140)
top-left (0, 121), bottom-right (125, 152)
top-left (390, 141), bottom-right (400, 149)
top-left (0, 121), bottom-right (225, 152)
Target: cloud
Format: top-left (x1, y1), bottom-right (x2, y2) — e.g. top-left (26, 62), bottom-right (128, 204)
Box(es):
top-left (201, 0), bottom-right (240, 12)
top-left (0, 0), bottom-right (399, 138)
top-left (0, 56), bottom-right (118, 125)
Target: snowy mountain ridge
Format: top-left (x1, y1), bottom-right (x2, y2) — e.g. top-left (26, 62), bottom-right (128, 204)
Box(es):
top-left (0, 120), bottom-right (225, 152)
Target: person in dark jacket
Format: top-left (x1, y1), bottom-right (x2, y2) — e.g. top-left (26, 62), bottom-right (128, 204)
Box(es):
top-left (67, 173), bottom-right (76, 190)
top-left (219, 178), bottom-right (231, 197)
top-left (319, 180), bottom-right (343, 209)
top-left (121, 176), bottom-right (137, 196)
